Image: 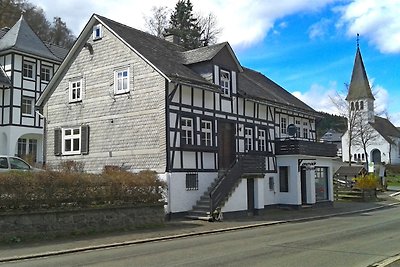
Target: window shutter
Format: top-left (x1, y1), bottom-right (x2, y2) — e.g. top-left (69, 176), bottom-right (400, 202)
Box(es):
top-left (54, 128), bottom-right (62, 156)
top-left (81, 125), bottom-right (90, 155)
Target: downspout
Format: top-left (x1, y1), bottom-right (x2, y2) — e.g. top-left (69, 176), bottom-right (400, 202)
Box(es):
top-left (35, 107), bottom-right (46, 168)
top-left (165, 78), bottom-right (172, 218)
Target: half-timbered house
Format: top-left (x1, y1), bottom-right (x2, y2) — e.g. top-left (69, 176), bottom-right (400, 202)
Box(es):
top-left (0, 15), bottom-right (67, 164)
top-left (38, 14), bottom-right (337, 218)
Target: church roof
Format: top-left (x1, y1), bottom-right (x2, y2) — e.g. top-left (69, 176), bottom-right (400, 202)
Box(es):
top-left (346, 47), bottom-right (374, 101)
top-left (0, 15), bottom-right (61, 61)
top-left (370, 116), bottom-right (400, 144)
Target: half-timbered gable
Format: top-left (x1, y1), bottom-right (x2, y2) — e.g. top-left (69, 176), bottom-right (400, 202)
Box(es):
top-left (0, 15), bottom-right (66, 163)
top-left (39, 14), bottom-right (338, 219)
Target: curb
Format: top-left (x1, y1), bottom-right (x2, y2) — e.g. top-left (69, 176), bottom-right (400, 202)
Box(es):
top-left (1, 202), bottom-right (399, 263)
top-left (370, 253), bottom-right (400, 267)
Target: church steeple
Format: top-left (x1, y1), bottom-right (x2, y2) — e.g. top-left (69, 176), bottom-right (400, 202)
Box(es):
top-left (346, 38), bottom-right (375, 123)
top-left (346, 47), bottom-right (374, 101)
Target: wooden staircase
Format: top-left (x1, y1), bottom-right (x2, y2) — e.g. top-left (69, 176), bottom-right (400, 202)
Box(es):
top-left (186, 154), bottom-right (266, 221)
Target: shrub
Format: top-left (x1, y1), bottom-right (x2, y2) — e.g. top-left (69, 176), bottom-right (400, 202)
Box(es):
top-left (0, 168), bottom-right (166, 212)
top-left (354, 173), bottom-right (379, 190)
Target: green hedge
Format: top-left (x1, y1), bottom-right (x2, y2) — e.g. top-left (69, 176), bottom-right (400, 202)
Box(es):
top-left (0, 168), bottom-right (166, 212)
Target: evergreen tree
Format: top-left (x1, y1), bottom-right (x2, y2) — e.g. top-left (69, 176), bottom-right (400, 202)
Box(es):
top-left (166, 0), bottom-right (202, 49)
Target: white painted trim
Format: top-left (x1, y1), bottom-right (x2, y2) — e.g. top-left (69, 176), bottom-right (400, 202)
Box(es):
top-left (214, 65), bottom-right (219, 85)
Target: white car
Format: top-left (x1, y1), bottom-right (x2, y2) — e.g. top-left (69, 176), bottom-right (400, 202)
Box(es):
top-left (0, 155), bottom-right (40, 172)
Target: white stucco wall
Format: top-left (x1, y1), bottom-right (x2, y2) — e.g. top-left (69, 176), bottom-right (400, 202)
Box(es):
top-left (222, 179), bottom-right (248, 212)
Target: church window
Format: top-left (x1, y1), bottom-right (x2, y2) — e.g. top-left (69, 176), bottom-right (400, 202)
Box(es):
top-left (351, 102), bottom-right (355, 111)
top-left (360, 101), bottom-right (364, 110)
top-left (355, 102), bottom-right (359, 110)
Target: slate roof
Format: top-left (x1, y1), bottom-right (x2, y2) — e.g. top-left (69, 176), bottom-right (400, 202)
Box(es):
top-left (334, 165), bottom-right (367, 178)
top-left (0, 64), bottom-right (11, 87)
top-left (181, 42), bottom-right (227, 64)
top-left (238, 67), bottom-right (315, 113)
top-left (0, 28), bottom-right (8, 39)
top-left (346, 47), bottom-right (374, 101)
top-left (370, 116), bottom-right (400, 144)
top-left (98, 15), bottom-right (212, 87)
top-left (45, 43), bottom-right (69, 60)
top-left (320, 129), bottom-right (343, 142)
top-left (0, 15), bottom-right (60, 62)
top-left (38, 14), bottom-right (318, 115)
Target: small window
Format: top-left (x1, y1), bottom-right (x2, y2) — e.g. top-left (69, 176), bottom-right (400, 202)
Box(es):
top-left (41, 65), bottom-right (52, 82)
top-left (245, 127), bottom-right (253, 151)
top-left (181, 117), bottom-right (194, 145)
top-left (114, 69), bottom-right (130, 94)
top-left (258, 129), bottom-right (266, 151)
top-left (23, 61), bottom-right (35, 79)
top-left (93, 24), bottom-right (103, 40)
top-left (268, 177), bottom-right (274, 191)
top-left (220, 70), bottom-right (231, 96)
top-left (21, 97), bottom-right (34, 116)
top-left (186, 173), bottom-right (198, 190)
top-left (279, 166), bottom-right (289, 192)
top-left (360, 101), bottom-right (364, 110)
top-left (303, 128), bottom-right (308, 139)
top-left (201, 120), bottom-right (212, 146)
top-left (281, 117), bottom-right (287, 134)
top-left (69, 79), bottom-right (83, 102)
top-left (62, 127), bottom-right (81, 155)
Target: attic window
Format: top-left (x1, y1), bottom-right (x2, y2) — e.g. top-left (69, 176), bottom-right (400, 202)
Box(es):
top-left (220, 70), bottom-right (231, 96)
top-left (93, 24), bottom-right (103, 40)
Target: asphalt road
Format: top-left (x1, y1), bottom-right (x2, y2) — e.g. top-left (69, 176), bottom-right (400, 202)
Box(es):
top-left (3, 206), bottom-right (400, 267)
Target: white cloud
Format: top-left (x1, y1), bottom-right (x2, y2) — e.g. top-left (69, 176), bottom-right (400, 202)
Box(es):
top-left (308, 18), bottom-right (332, 39)
top-left (291, 82), bottom-right (340, 114)
top-left (337, 0), bottom-right (400, 53)
top-left (31, 0), bottom-right (336, 49)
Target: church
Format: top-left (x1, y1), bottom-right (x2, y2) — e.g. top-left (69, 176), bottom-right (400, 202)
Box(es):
top-left (341, 46), bottom-right (400, 166)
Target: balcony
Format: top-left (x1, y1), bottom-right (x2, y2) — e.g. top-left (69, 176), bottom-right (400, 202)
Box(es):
top-left (276, 139), bottom-right (338, 157)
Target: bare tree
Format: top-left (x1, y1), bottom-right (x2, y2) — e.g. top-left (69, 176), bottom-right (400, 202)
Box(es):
top-left (331, 83), bottom-right (384, 166)
top-left (144, 6), bottom-right (170, 38)
top-left (330, 86), bottom-right (360, 166)
top-left (197, 12), bottom-right (221, 46)
top-left (353, 116), bottom-right (379, 167)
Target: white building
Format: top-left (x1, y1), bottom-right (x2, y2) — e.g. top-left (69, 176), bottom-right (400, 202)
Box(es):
top-left (38, 14), bottom-right (338, 218)
top-left (341, 47), bottom-right (400, 165)
top-left (0, 16), bottom-right (67, 164)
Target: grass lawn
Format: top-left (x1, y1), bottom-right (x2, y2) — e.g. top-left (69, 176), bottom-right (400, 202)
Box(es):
top-left (386, 174), bottom-right (400, 186)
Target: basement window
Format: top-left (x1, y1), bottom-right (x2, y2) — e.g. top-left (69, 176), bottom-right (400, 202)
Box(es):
top-left (186, 173), bottom-right (198, 190)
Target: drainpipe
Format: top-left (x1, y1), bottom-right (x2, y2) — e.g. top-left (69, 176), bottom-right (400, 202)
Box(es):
top-left (35, 108), bottom-right (46, 168)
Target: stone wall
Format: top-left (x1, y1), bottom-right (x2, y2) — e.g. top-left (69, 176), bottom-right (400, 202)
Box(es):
top-left (0, 204), bottom-right (164, 242)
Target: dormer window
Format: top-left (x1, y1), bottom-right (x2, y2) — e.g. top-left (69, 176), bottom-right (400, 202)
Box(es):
top-left (220, 70), bottom-right (231, 96)
top-left (93, 24), bottom-right (103, 40)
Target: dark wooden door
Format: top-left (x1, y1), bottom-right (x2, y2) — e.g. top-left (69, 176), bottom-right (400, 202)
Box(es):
top-left (218, 122), bottom-right (236, 169)
top-left (247, 179), bottom-right (255, 213)
top-left (300, 167), bottom-right (307, 204)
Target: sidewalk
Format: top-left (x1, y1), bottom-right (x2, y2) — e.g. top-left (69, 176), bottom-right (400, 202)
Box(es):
top-left (0, 192), bottom-right (399, 263)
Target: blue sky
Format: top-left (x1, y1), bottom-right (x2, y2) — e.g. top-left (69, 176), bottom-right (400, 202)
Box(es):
top-left (32, 0), bottom-right (400, 125)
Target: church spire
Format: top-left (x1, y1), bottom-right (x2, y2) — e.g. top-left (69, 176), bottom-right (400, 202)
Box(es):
top-left (345, 37), bottom-right (374, 101)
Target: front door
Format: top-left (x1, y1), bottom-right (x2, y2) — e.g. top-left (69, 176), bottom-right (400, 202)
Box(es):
top-left (218, 122), bottom-right (236, 169)
top-left (300, 167), bottom-right (307, 204)
top-left (247, 179), bottom-right (255, 214)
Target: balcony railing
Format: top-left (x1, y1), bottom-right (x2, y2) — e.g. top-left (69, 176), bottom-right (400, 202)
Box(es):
top-left (276, 139), bottom-right (338, 157)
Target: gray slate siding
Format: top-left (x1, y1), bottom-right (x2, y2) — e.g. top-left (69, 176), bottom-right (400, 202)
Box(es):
top-left (44, 25), bottom-right (166, 173)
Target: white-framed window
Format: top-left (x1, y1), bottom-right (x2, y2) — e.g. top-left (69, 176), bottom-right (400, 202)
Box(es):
top-left (62, 127), bottom-right (81, 155)
top-left (303, 128), bottom-right (308, 139)
top-left (281, 117), bottom-right (287, 134)
top-left (181, 117), bottom-right (194, 145)
top-left (93, 24), bottom-right (103, 40)
top-left (23, 61), bottom-right (35, 79)
top-left (201, 120), bottom-right (212, 146)
top-left (21, 97), bottom-right (34, 116)
top-left (69, 79), bottom-right (82, 102)
top-left (17, 138), bottom-right (37, 162)
top-left (41, 65), bottom-right (52, 82)
top-left (245, 127), bottom-right (253, 151)
top-left (295, 119), bottom-right (301, 137)
top-left (258, 129), bottom-right (266, 151)
top-left (220, 70), bottom-right (231, 96)
top-left (114, 68), bottom-right (130, 94)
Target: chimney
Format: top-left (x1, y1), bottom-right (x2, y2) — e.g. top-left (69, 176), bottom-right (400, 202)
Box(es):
top-left (164, 33), bottom-right (180, 45)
